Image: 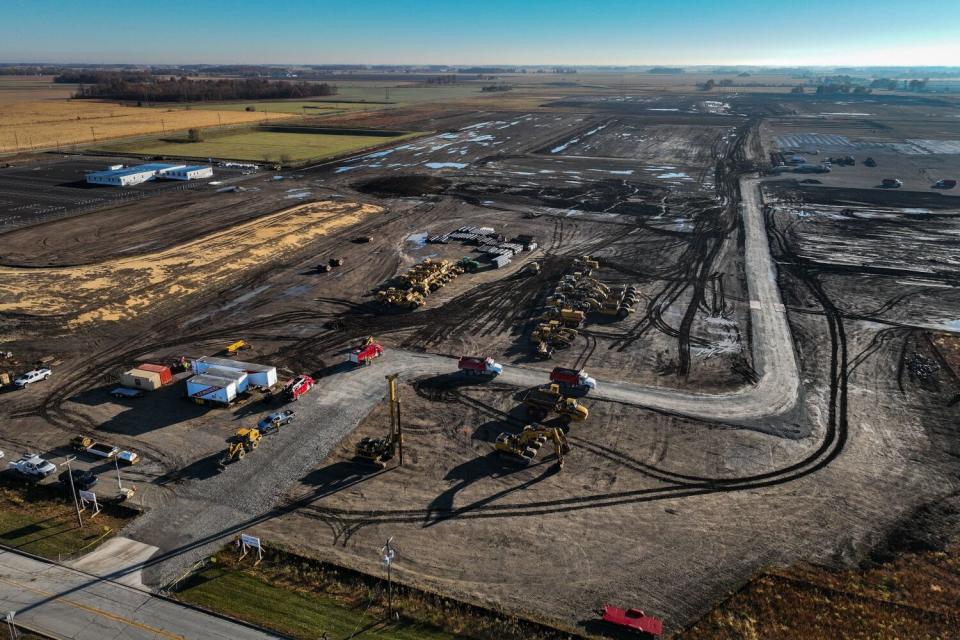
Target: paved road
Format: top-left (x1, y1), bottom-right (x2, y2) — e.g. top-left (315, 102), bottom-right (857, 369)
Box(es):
top-left (0, 548), bottom-right (280, 640)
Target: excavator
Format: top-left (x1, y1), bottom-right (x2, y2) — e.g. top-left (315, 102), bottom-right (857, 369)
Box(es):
top-left (355, 374), bottom-right (404, 468)
top-left (219, 427), bottom-right (261, 469)
top-left (495, 425), bottom-right (570, 469)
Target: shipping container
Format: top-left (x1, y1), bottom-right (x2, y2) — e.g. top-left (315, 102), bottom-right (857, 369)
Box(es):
top-left (204, 366), bottom-right (249, 393)
top-left (191, 357), bottom-right (277, 387)
top-left (119, 368), bottom-right (163, 391)
top-left (186, 374), bottom-right (238, 405)
top-left (135, 363), bottom-right (173, 385)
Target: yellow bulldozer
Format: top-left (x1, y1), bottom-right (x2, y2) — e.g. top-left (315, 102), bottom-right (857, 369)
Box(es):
top-left (219, 427), bottom-right (262, 468)
top-left (495, 425), bottom-right (571, 469)
top-left (226, 340), bottom-right (252, 356)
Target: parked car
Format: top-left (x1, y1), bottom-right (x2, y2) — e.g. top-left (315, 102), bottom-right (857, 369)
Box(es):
top-left (881, 178), bottom-right (902, 188)
top-left (8, 453), bottom-right (56, 479)
top-left (14, 368), bottom-right (51, 388)
top-left (58, 469), bottom-right (98, 492)
top-left (933, 179), bottom-right (957, 189)
top-left (111, 387), bottom-right (145, 399)
top-left (257, 409), bottom-right (295, 433)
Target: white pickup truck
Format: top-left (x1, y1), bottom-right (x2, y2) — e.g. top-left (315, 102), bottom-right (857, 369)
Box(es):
top-left (8, 454), bottom-right (56, 479)
top-left (14, 368), bottom-right (51, 388)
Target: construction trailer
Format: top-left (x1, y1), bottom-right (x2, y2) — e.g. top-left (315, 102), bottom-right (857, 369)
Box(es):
top-left (191, 357), bottom-right (277, 388)
top-left (159, 165), bottom-right (214, 180)
top-left (119, 368), bottom-right (164, 391)
top-left (135, 363), bottom-right (173, 385)
top-left (186, 373), bottom-right (240, 405)
top-left (204, 366), bottom-right (250, 393)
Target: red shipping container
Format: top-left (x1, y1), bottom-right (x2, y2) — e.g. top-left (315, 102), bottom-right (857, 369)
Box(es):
top-left (136, 363), bottom-right (173, 385)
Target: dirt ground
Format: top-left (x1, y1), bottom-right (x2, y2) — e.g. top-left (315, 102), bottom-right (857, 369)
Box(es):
top-left (2, 88), bottom-right (960, 636)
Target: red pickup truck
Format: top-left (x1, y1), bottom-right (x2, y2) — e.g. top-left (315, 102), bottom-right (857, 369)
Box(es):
top-left (348, 342), bottom-right (384, 366)
top-left (283, 375), bottom-right (314, 401)
top-left (599, 604), bottom-right (663, 637)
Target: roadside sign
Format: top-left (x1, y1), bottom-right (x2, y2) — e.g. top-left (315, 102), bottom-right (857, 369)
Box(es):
top-left (239, 533), bottom-right (263, 565)
top-left (78, 490), bottom-right (100, 518)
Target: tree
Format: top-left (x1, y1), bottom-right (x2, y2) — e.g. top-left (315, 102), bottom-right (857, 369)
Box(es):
top-left (701, 79), bottom-right (716, 91)
top-left (719, 79), bottom-right (734, 87)
top-left (791, 85), bottom-right (805, 94)
top-left (188, 128), bottom-right (203, 142)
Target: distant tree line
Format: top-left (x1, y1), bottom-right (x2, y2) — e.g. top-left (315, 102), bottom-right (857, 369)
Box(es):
top-left (55, 70), bottom-right (152, 84)
top-left (426, 74), bottom-right (458, 85)
top-left (65, 74), bottom-right (337, 102)
top-left (870, 77), bottom-right (928, 91)
top-left (481, 84), bottom-right (512, 92)
top-left (0, 65), bottom-right (65, 75)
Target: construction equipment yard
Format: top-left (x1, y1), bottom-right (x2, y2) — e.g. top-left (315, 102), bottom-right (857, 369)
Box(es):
top-left (2, 83), bottom-right (960, 637)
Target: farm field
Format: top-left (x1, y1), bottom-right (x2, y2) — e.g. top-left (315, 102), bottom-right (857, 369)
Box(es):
top-left (0, 99), bottom-right (292, 153)
top-left (96, 128), bottom-right (421, 162)
top-left (0, 75), bottom-right (77, 103)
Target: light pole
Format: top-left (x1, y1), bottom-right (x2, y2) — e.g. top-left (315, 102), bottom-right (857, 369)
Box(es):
top-left (59, 456), bottom-right (83, 528)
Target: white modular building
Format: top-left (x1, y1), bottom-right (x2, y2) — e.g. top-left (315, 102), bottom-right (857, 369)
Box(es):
top-left (191, 357), bottom-right (277, 388)
top-left (85, 163), bottom-right (212, 187)
top-left (159, 165), bottom-right (214, 180)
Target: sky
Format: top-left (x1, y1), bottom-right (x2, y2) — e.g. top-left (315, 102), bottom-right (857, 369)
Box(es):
top-left (2, 0), bottom-right (959, 67)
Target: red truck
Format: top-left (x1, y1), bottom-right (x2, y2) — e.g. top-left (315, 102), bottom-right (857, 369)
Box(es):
top-left (283, 375), bottom-right (314, 401)
top-left (599, 604), bottom-right (663, 637)
top-left (458, 356), bottom-right (503, 376)
top-left (550, 367), bottom-right (597, 391)
top-left (348, 341), bottom-right (384, 366)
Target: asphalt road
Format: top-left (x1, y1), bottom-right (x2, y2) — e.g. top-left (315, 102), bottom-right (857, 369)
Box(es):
top-left (0, 548), bottom-right (280, 640)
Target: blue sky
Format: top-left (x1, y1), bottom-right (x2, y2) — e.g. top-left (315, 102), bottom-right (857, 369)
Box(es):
top-left (3, 0), bottom-right (958, 66)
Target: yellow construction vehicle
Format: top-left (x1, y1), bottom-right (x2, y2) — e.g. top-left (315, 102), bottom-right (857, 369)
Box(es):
top-left (226, 340), bottom-right (251, 356)
top-left (355, 374), bottom-right (404, 468)
top-left (522, 384), bottom-right (589, 422)
top-left (219, 428), bottom-right (261, 468)
top-left (495, 425), bottom-right (570, 469)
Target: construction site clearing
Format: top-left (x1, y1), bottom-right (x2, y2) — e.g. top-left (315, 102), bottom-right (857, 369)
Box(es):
top-left (1, 86), bottom-right (960, 638)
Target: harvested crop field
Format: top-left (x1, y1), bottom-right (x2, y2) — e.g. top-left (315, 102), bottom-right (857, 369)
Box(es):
top-left (0, 100), bottom-right (292, 153)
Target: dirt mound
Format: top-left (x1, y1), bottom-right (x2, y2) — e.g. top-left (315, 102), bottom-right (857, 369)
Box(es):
top-left (357, 174), bottom-right (451, 197)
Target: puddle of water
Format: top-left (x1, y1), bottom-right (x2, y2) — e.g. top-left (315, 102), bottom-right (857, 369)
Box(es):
top-left (424, 162), bottom-right (468, 169)
top-left (406, 232), bottom-right (428, 248)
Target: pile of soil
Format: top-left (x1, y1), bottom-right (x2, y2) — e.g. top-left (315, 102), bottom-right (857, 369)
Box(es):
top-left (357, 174), bottom-right (451, 197)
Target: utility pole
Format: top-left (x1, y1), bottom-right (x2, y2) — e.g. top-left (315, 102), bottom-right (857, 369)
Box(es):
top-left (59, 456), bottom-right (83, 528)
top-left (380, 537), bottom-right (396, 619)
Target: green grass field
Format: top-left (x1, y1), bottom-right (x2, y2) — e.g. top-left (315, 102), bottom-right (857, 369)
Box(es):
top-left (0, 482), bottom-right (130, 559)
top-left (177, 564), bottom-right (457, 640)
top-left (99, 129), bottom-right (419, 162)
